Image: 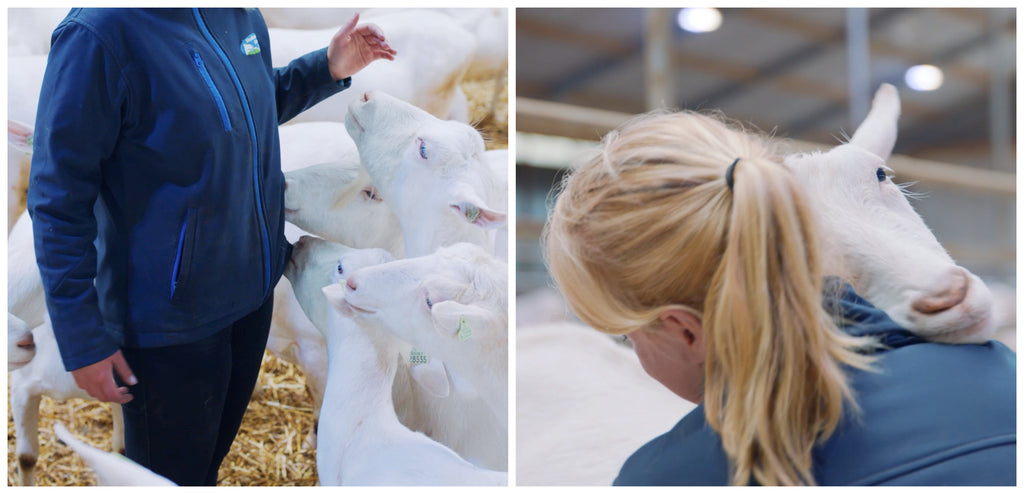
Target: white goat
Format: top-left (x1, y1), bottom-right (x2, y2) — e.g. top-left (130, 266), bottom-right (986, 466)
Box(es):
top-left (345, 90), bottom-right (507, 258)
top-left (285, 235), bottom-right (506, 470)
top-left (341, 90), bottom-right (508, 468)
top-left (52, 422), bottom-right (175, 486)
top-left (270, 170), bottom-right (400, 450)
top-left (269, 10), bottom-right (475, 124)
top-left (784, 83), bottom-right (994, 343)
top-left (268, 66), bottom-right (507, 460)
top-left (267, 120), bottom-right (399, 449)
top-left (284, 236), bottom-right (506, 485)
top-left (342, 242), bottom-right (508, 428)
top-left (9, 318), bottom-right (125, 486)
top-left (283, 161), bottom-right (403, 257)
top-left (281, 148), bottom-right (509, 259)
top-left (517, 83), bottom-right (1000, 485)
top-left (9, 313), bottom-right (37, 371)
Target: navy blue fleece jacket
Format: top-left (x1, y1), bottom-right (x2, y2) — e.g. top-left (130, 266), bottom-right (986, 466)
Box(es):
top-left (28, 8), bottom-right (350, 371)
top-left (614, 279), bottom-right (1015, 486)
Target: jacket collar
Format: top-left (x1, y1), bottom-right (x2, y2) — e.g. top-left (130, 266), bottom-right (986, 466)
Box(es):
top-left (822, 276), bottom-right (926, 350)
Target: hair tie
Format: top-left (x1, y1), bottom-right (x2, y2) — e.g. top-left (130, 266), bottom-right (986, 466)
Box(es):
top-left (725, 158), bottom-right (741, 190)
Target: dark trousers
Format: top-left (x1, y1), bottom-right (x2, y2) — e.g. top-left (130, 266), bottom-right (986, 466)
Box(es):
top-left (119, 296), bottom-right (273, 486)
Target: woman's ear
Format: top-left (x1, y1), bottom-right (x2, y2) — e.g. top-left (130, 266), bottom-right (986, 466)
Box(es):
top-left (658, 308), bottom-right (704, 355)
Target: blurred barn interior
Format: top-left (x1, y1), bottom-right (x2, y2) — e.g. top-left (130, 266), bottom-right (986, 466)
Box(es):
top-left (515, 8), bottom-right (1016, 340)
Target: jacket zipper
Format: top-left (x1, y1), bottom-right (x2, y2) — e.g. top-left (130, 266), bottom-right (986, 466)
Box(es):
top-left (192, 8), bottom-right (272, 297)
top-left (171, 216), bottom-right (189, 297)
top-left (190, 49), bottom-right (232, 131)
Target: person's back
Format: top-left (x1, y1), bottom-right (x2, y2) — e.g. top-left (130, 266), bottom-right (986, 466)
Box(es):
top-left (615, 285), bottom-right (1016, 486)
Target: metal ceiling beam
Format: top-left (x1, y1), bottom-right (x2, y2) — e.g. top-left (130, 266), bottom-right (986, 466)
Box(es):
top-left (938, 7), bottom-right (1016, 27)
top-left (688, 8), bottom-right (907, 109)
top-left (785, 26), bottom-right (1015, 140)
top-left (515, 14), bottom-right (645, 101)
top-left (644, 9), bottom-right (674, 109)
top-left (746, 8), bottom-right (994, 87)
top-left (897, 91), bottom-right (1016, 172)
top-left (988, 9), bottom-right (1014, 172)
top-left (548, 36), bottom-right (644, 99)
top-left (521, 11), bottom-right (869, 115)
top-left (846, 8), bottom-right (872, 126)
top-left (516, 14), bottom-right (636, 57)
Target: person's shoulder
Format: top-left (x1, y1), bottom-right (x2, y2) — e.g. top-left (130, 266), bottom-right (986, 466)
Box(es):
top-left (873, 338), bottom-right (1015, 388)
top-left (817, 340), bottom-right (1016, 485)
top-left (614, 405), bottom-right (731, 486)
top-left (59, 8), bottom-right (126, 32)
top-left (854, 339), bottom-right (1015, 427)
top-left (49, 8), bottom-right (136, 53)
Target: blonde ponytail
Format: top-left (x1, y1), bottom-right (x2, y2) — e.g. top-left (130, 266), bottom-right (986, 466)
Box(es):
top-left (703, 155), bottom-right (875, 485)
top-left (544, 111), bottom-right (876, 486)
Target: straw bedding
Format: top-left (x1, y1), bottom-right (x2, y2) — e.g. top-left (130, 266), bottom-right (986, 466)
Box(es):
top-left (6, 70), bottom-right (507, 486)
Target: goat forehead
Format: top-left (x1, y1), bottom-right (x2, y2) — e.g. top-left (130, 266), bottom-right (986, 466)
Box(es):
top-left (343, 248), bottom-right (394, 270)
top-left (426, 127), bottom-right (485, 161)
top-left (789, 145), bottom-right (884, 172)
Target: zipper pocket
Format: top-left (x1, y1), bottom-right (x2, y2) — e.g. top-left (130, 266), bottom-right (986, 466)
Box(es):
top-left (171, 208), bottom-right (199, 301)
top-left (190, 49), bottom-right (232, 132)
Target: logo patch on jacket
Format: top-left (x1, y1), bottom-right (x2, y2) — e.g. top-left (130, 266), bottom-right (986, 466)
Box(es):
top-left (240, 33), bottom-right (260, 55)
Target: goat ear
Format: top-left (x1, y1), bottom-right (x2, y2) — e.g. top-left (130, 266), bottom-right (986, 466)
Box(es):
top-left (449, 185), bottom-right (506, 230)
top-left (8, 120), bottom-right (33, 153)
top-left (430, 300), bottom-right (500, 340)
top-left (410, 359), bottom-right (450, 398)
top-left (849, 83), bottom-right (900, 161)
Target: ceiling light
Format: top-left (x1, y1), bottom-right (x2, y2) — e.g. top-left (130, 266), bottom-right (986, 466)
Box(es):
top-left (677, 8), bottom-right (722, 33)
top-left (905, 64), bottom-right (944, 91)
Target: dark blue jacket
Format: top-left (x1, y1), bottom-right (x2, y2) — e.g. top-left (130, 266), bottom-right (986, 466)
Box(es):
top-left (614, 279), bottom-right (1016, 486)
top-left (28, 8), bottom-right (349, 371)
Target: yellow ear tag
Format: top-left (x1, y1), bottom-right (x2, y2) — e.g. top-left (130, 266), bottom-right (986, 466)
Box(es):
top-left (409, 348), bottom-right (430, 365)
top-left (457, 316), bottom-right (472, 342)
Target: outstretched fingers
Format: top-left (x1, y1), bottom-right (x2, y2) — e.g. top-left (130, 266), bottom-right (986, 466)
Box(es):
top-left (338, 12), bottom-right (360, 38)
top-left (354, 23), bottom-right (397, 59)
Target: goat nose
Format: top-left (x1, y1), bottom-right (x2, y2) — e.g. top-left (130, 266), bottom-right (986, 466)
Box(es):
top-left (362, 91), bottom-right (372, 102)
top-left (346, 275), bottom-right (358, 291)
top-left (912, 268), bottom-right (969, 314)
top-left (16, 333), bottom-right (34, 351)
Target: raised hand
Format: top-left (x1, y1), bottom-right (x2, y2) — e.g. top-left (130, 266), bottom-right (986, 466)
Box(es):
top-left (326, 13), bottom-right (398, 81)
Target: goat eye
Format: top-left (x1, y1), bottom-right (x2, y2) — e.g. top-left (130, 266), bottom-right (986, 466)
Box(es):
top-left (876, 168), bottom-right (887, 182)
top-left (426, 295), bottom-right (433, 309)
top-left (336, 261), bottom-right (344, 275)
top-left (362, 188), bottom-right (381, 202)
top-left (418, 138), bottom-right (428, 160)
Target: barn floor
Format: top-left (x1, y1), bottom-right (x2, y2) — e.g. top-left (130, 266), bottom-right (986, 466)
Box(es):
top-left (7, 353), bottom-right (319, 486)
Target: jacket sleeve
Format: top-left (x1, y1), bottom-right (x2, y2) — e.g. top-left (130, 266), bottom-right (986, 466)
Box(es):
top-left (27, 19), bottom-right (127, 372)
top-left (273, 47), bottom-right (351, 125)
